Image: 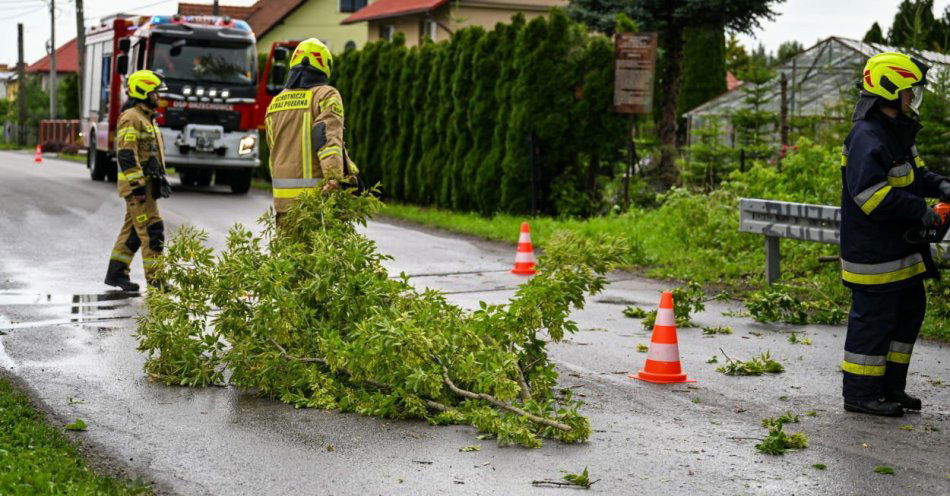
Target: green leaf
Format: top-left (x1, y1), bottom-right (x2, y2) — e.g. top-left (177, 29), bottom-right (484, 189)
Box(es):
top-left (812, 463), bottom-right (827, 470)
top-left (874, 466), bottom-right (894, 475)
top-left (459, 445), bottom-right (481, 452)
top-left (64, 419), bottom-right (87, 431)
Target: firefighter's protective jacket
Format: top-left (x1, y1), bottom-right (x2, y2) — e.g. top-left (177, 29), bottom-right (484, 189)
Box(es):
top-left (265, 84), bottom-right (356, 212)
top-left (840, 109), bottom-right (946, 292)
top-left (115, 103), bottom-right (165, 198)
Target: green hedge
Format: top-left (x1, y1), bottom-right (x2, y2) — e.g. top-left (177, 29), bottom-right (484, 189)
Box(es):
top-left (330, 9), bottom-right (627, 216)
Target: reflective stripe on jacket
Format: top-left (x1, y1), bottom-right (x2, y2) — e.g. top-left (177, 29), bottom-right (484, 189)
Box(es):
top-left (840, 111), bottom-right (945, 291)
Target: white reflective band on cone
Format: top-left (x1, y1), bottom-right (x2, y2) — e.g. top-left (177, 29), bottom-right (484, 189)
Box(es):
top-left (646, 343), bottom-right (680, 362)
top-left (655, 307), bottom-right (675, 327)
top-left (519, 232), bottom-right (532, 243)
top-left (515, 251), bottom-right (536, 263)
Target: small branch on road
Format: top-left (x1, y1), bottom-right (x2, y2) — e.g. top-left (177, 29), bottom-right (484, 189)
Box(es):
top-left (515, 363), bottom-right (532, 402)
top-left (531, 479), bottom-right (601, 489)
top-left (442, 367), bottom-right (572, 432)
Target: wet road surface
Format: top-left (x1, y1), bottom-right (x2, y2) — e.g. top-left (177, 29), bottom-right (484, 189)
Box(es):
top-left (1, 151), bottom-right (949, 495)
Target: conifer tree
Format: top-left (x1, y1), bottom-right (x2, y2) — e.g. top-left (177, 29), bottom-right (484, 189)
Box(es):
top-left (350, 41), bottom-right (382, 186)
top-left (405, 43), bottom-right (437, 202)
top-left (481, 16), bottom-right (525, 215)
top-left (382, 39), bottom-right (409, 198)
top-left (434, 41), bottom-right (460, 208)
top-left (501, 15), bottom-right (548, 213)
top-left (448, 27), bottom-right (484, 210)
top-left (465, 26), bottom-right (503, 215)
top-left (418, 44), bottom-right (448, 204)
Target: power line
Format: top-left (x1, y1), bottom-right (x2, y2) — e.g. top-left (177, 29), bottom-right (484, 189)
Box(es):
top-left (0, 4), bottom-right (46, 19)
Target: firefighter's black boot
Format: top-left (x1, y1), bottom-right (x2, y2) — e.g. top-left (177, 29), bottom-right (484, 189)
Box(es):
top-left (844, 398), bottom-right (904, 417)
top-left (884, 391), bottom-right (922, 411)
top-left (104, 260), bottom-right (140, 292)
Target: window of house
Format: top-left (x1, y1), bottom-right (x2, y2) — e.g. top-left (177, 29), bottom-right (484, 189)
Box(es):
top-left (339, 0), bottom-right (367, 13)
top-left (379, 25), bottom-right (395, 41)
top-left (422, 19), bottom-right (438, 42)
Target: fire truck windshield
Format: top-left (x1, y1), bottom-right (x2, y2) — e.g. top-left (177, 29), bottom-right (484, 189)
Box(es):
top-left (150, 39), bottom-right (256, 85)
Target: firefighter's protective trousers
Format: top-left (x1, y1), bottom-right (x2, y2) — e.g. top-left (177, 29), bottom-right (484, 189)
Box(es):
top-left (843, 283), bottom-right (925, 401)
top-left (265, 84), bottom-right (357, 217)
top-left (106, 103), bottom-right (166, 283)
top-left (108, 184), bottom-right (164, 282)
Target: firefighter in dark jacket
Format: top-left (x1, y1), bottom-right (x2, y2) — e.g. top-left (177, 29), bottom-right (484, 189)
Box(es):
top-left (840, 52), bottom-right (950, 417)
top-left (104, 70), bottom-right (171, 291)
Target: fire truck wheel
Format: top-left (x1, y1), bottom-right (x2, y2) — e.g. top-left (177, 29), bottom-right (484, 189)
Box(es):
top-left (196, 170), bottom-right (213, 188)
top-left (230, 169), bottom-right (252, 195)
top-left (88, 141), bottom-right (106, 181)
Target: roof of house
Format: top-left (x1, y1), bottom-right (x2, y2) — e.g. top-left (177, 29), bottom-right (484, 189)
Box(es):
top-left (341, 0), bottom-right (447, 24)
top-left (685, 36), bottom-right (950, 119)
top-left (26, 37), bottom-right (79, 74)
top-left (177, 0), bottom-right (309, 38)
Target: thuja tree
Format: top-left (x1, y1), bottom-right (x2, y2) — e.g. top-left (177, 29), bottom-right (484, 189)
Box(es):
top-left (449, 27), bottom-right (485, 211)
top-left (138, 190), bottom-right (629, 447)
top-left (479, 16), bottom-right (525, 215)
top-left (381, 40), bottom-right (409, 198)
top-left (465, 26), bottom-right (503, 215)
top-left (404, 43), bottom-right (438, 203)
top-left (416, 44), bottom-right (447, 204)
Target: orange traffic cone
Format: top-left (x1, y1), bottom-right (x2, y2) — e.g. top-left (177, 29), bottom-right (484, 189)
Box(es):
top-left (631, 291), bottom-right (695, 384)
top-left (511, 222), bottom-right (537, 275)
top-left (33, 145), bottom-right (43, 163)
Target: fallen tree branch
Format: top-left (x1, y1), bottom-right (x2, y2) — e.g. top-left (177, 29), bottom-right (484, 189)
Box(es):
top-left (270, 338), bottom-right (449, 411)
top-left (442, 367), bottom-right (572, 432)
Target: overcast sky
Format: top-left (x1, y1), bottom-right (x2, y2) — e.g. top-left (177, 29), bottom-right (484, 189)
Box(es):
top-left (3, 0), bottom-right (950, 67)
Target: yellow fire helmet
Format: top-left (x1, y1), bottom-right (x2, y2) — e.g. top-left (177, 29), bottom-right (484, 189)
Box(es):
top-left (126, 70), bottom-right (168, 100)
top-left (862, 52), bottom-right (929, 106)
top-left (289, 38), bottom-right (333, 78)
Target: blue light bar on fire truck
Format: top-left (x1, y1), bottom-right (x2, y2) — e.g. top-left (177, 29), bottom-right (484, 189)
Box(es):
top-left (149, 15), bottom-right (252, 32)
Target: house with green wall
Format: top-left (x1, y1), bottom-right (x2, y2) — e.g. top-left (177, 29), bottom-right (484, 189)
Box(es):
top-left (179, 0), bottom-right (374, 53)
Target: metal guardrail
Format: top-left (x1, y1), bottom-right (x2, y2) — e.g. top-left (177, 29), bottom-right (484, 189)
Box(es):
top-left (739, 198), bottom-right (948, 284)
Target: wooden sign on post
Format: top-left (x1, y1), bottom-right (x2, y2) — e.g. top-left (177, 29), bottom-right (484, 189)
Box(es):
top-left (614, 32), bottom-right (657, 210)
top-left (613, 32), bottom-right (658, 114)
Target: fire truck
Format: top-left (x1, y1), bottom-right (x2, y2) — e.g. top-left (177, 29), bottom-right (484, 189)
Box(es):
top-left (82, 14), bottom-right (262, 194)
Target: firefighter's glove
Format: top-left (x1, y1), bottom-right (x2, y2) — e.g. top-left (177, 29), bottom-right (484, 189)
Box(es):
top-left (939, 181), bottom-right (950, 202)
top-left (143, 157), bottom-right (162, 177)
top-left (322, 179), bottom-right (339, 193)
top-left (921, 207), bottom-right (942, 227)
top-left (152, 175), bottom-right (172, 199)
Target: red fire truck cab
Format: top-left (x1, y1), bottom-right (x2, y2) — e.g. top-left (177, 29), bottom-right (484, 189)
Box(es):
top-left (82, 14), bottom-right (261, 194)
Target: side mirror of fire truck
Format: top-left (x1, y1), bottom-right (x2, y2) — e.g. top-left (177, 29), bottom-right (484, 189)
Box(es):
top-left (116, 54), bottom-right (129, 76)
top-left (118, 38), bottom-right (131, 53)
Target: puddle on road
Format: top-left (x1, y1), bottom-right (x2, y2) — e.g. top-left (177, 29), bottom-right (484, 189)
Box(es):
top-left (0, 292), bottom-right (139, 331)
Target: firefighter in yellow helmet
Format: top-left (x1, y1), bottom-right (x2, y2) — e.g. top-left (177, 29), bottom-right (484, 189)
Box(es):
top-left (265, 38), bottom-right (358, 223)
top-left (840, 53), bottom-right (950, 416)
top-left (104, 70), bottom-right (172, 291)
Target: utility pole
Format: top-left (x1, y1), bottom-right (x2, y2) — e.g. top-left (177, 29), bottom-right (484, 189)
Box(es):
top-left (75, 0), bottom-right (85, 122)
top-left (48, 0), bottom-right (57, 120)
top-left (213, 0), bottom-right (220, 16)
top-left (17, 23), bottom-right (26, 146)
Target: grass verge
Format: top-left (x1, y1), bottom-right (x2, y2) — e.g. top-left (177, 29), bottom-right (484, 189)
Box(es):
top-left (0, 378), bottom-right (150, 495)
top-left (378, 201), bottom-right (948, 341)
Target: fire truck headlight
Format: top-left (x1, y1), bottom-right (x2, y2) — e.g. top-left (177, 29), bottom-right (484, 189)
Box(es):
top-left (195, 87), bottom-right (205, 96)
top-left (238, 135), bottom-right (257, 155)
top-left (209, 88), bottom-right (218, 98)
top-left (183, 86), bottom-right (192, 96)
top-left (221, 90), bottom-right (230, 99)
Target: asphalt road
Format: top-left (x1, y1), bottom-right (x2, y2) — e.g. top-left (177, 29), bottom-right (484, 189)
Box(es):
top-left (0, 151), bottom-right (948, 495)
